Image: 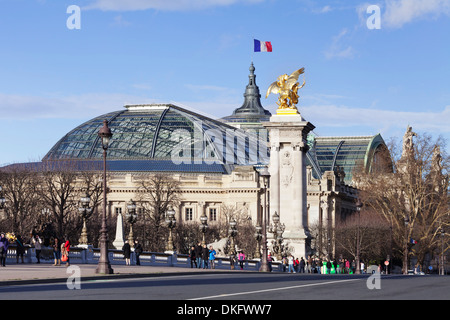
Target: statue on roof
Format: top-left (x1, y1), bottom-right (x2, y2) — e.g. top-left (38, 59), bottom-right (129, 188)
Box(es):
top-left (266, 67), bottom-right (306, 115)
top-left (401, 125), bottom-right (417, 159)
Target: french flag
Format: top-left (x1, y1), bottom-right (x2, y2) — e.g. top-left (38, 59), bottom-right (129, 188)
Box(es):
top-left (254, 39), bottom-right (272, 52)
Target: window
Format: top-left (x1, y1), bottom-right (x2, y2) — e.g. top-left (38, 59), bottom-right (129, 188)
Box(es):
top-left (209, 208), bottom-right (217, 221)
top-left (115, 207), bottom-right (122, 215)
top-left (185, 208), bottom-right (193, 221)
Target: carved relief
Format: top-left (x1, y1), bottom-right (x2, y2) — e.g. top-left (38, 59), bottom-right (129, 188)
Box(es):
top-left (281, 150), bottom-right (294, 187)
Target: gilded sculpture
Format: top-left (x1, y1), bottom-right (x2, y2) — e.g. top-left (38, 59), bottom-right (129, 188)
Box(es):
top-left (266, 67), bottom-right (306, 115)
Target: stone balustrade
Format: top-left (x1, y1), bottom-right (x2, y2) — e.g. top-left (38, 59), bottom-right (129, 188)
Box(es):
top-left (4, 243), bottom-right (283, 271)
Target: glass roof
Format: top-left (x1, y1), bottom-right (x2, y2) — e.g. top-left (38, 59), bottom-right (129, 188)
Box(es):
top-left (44, 104), bottom-right (268, 171)
top-left (306, 134), bottom-right (387, 183)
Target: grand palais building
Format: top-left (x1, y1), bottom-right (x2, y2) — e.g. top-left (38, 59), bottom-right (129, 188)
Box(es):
top-left (4, 63), bottom-right (388, 258)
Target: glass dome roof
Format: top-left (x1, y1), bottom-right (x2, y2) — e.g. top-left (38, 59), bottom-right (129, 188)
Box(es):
top-left (44, 104), bottom-right (268, 172)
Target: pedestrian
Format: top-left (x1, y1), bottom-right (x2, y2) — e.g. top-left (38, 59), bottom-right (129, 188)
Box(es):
top-left (345, 259), bottom-right (350, 274)
top-left (61, 237), bottom-right (71, 267)
top-left (282, 256), bottom-right (287, 272)
top-left (32, 234), bottom-right (42, 264)
top-left (0, 233), bottom-right (9, 267)
top-left (288, 255), bottom-right (295, 273)
top-left (134, 240), bottom-right (143, 265)
top-left (337, 259), bottom-right (343, 274)
top-left (294, 257), bottom-right (299, 272)
top-left (209, 246), bottom-right (216, 269)
top-left (360, 261), bottom-right (365, 274)
top-left (332, 259), bottom-right (337, 274)
top-left (15, 234), bottom-right (25, 264)
top-left (201, 244), bottom-right (209, 269)
top-left (299, 257), bottom-right (305, 273)
top-left (195, 242), bottom-right (203, 268)
top-left (326, 260), bottom-right (332, 274)
top-left (52, 237), bottom-right (61, 266)
top-left (267, 252), bottom-right (272, 272)
top-left (189, 246), bottom-right (197, 268)
top-left (307, 255), bottom-right (313, 273)
top-left (122, 241), bottom-right (131, 265)
top-left (238, 251), bottom-right (245, 270)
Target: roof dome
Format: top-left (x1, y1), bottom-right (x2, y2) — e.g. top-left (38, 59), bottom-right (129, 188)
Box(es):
top-left (44, 104), bottom-right (268, 173)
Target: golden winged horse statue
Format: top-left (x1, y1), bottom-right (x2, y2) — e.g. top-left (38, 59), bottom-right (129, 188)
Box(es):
top-left (266, 67), bottom-right (305, 114)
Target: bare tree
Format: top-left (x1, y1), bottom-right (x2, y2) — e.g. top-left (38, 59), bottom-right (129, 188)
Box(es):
top-left (135, 173), bottom-right (181, 252)
top-left (354, 129), bottom-right (449, 273)
top-left (0, 165), bottom-right (40, 239)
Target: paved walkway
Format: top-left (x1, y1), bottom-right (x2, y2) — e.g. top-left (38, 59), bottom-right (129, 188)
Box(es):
top-left (0, 263), bottom-right (230, 286)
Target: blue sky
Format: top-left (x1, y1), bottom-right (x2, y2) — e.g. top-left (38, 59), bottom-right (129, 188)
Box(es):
top-left (0, 0), bottom-right (449, 165)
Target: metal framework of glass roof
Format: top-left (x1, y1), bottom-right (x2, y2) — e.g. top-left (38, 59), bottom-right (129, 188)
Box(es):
top-left (43, 104), bottom-right (268, 173)
top-left (306, 134), bottom-right (388, 183)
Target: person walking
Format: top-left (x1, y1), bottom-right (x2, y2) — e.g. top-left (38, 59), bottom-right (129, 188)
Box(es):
top-left (61, 237), bottom-right (71, 267)
top-left (15, 235), bottom-right (25, 264)
top-left (201, 244), bottom-right (209, 269)
top-left (0, 233), bottom-right (9, 267)
top-left (288, 255), bottom-right (295, 273)
top-left (238, 251), bottom-right (245, 270)
top-left (134, 240), bottom-right (143, 265)
top-left (299, 257), bottom-right (305, 273)
top-left (52, 237), bottom-right (61, 266)
top-left (32, 234), bottom-right (42, 264)
top-left (195, 243), bottom-right (203, 269)
top-left (326, 260), bottom-right (332, 274)
top-left (189, 246), bottom-right (197, 268)
top-left (122, 241), bottom-right (131, 265)
top-left (209, 246), bottom-right (216, 269)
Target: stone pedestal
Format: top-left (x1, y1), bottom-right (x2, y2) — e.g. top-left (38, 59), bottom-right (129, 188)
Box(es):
top-left (263, 113), bottom-right (315, 259)
top-left (113, 212), bottom-right (125, 250)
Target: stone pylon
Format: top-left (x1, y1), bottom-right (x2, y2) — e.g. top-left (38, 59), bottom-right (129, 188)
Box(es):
top-left (263, 113), bottom-right (315, 259)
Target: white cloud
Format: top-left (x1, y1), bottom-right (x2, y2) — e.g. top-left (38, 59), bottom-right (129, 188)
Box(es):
top-left (0, 92), bottom-right (160, 120)
top-left (300, 104), bottom-right (450, 136)
top-left (324, 28), bottom-right (356, 60)
top-left (84, 0), bottom-right (264, 11)
top-left (383, 0), bottom-right (450, 28)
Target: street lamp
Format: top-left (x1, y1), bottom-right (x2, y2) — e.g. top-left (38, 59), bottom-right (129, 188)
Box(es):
top-left (126, 199), bottom-right (137, 248)
top-left (403, 215), bottom-right (410, 275)
top-left (96, 119), bottom-right (114, 274)
top-left (355, 199), bottom-right (363, 274)
top-left (254, 225), bottom-right (262, 259)
top-left (0, 186), bottom-right (6, 210)
top-left (440, 227), bottom-right (445, 276)
top-left (165, 206), bottom-right (176, 252)
top-left (269, 211), bottom-right (285, 260)
top-left (259, 167), bottom-right (270, 272)
top-left (200, 212), bottom-right (208, 246)
top-left (78, 192), bottom-right (92, 245)
top-left (229, 219), bottom-right (238, 269)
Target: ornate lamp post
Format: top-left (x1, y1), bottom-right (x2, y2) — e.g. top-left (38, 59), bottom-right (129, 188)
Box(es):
top-left (96, 120), bottom-right (114, 274)
top-left (355, 199), bottom-right (363, 274)
top-left (200, 212), bottom-right (208, 246)
top-left (403, 215), bottom-right (410, 275)
top-left (440, 227), bottom-right (445, 275)
top-left (0, 186), bottom-right (6, 210)
top-left (165, 206), bottom-right (176, 252)
top-left (78, 192), bottom-right (92, 245)
top-left (229, 219), bottom-right (238, 269)
top-left (126, 199), bottom-right (137, 248)
top-left (254, 225), bottom-right (262, 259)
top-left (269, 211), bottom-right (285, 260)
top-left (259, 167), bottom-right (270, 272)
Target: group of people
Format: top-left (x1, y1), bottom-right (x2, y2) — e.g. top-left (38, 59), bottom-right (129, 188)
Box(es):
top-left (121, 240), bottom-right (143, 266)
top-left (0, 233), bottom-right (72, 267)
top-left (189, 243), bottom-right (217, 269)
top-left (281, 255), bottom-right (364, 274)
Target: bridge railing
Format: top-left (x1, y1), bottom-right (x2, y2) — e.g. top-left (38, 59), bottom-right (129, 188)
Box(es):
top-left (5, 243), bottom-right (283, 271)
